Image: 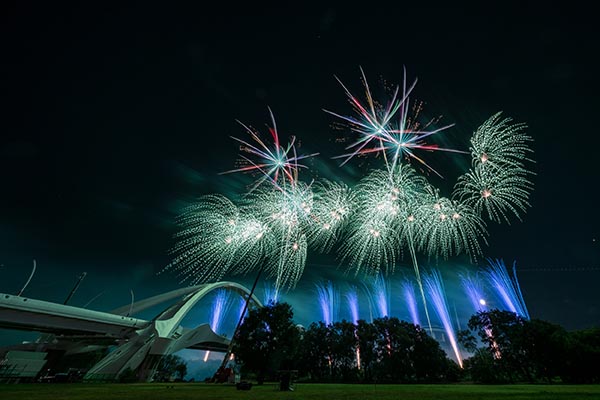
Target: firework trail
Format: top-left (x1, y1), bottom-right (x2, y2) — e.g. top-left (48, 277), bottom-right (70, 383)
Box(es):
top-left (236, 296), bottom-right (248, 322)
top-left (484, 258), bottom-right (530, 319)
top-left (262, 280), bottom-right (280, 305)
top-left (345, 286), bottom-right (360, 324)
top-left (204, 289), bottom-right (233, 362)
top-left (362, 272), bottom-right (390, 318)
top-left (460, 272), bottom-right (488, 314)
top-left (338, 164), bottom-right (436, 333)
top-left (407, 184), bottom-right (488, 333)
top-left (400, 278), bottom-right (420, 327)
top-left (423, 269), bottom-right (463, 368)
top-left (316, 280), bottom-right (339, 325)
top-left (460, 271), bottom-right (500, 357)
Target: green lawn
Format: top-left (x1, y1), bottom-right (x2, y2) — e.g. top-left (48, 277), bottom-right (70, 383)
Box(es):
top-left (1, 383), bottom-right (599, 400)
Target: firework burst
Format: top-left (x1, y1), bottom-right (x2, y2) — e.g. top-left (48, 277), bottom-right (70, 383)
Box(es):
top-left (164, 68), bottom-right (536, 312)
top-left (162, 194), bottom-right (270, 285)
top-left (243, 182), bottom-right (314, 290)
top-left (453, 112), bottom-right (535, 224)
top-left (416, 189), bottom-right (488, 261)
top-left (324, 67), bottom-right (462, 177)
top-left (338, 165), bottom-right (429, 275)
top-left (325, 69), bottom-right (493, 335)
top-left (469, 112), bottom-right (534, 168)
top-left (221, 107), bottom-right (318, 191)
top-left (307, 180), bottom-right (353, 253)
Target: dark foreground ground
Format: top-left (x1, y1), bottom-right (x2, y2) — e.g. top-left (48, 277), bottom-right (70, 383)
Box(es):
top-left (1, 383), bottom-right (599, 400)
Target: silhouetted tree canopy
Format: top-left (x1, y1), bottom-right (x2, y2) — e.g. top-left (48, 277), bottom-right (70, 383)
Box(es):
top-left (231, 302), bottom-right (300, 384)
top-left (459, 309), bottom-right (600, 383)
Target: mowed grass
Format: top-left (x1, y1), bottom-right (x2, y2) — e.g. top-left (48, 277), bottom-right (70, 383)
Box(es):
top-left (0, 383), bottom-right (599, 400)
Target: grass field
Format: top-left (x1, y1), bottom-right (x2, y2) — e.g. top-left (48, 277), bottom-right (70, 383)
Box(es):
top-left (1, 382), bottom-right (599, 400)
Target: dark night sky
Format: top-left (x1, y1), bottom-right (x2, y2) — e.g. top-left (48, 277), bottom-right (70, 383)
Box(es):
top-left (1, 2), bottom-right (599, 344)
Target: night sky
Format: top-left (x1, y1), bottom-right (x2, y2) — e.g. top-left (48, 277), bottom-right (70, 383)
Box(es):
top-left (1, 2), bottom-right (599, 347)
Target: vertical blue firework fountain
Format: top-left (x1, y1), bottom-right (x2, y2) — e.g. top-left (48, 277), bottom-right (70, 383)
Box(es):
top-left (204, 289), bottom-right (232, 362)
top-left (400, 278), bottom-right (420, 327)
top-left (262, 281), bottom-right (280, 305)
top-left (364, 273), bottom-right (390, 319)
top-left (345, 286), bottom-right (360, 324)
top-left (424, 269), bottom-right (463, 368)
top-left (484, 258), bottom-right (530, 319)
top-left (316, 280), bottom-right (339, 325)
top-left (460, 272), bottom-right (488, 315)
top-left (236, 296), bottom-right (248, 323)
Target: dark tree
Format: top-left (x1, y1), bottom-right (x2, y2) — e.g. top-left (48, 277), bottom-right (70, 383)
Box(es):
top-left (371, 317), bottom-right (414, 382)
top-left (370, 317), bottom-right (457, 383)
top-left (410, 322), bottom-right (459, 382)
top-left (460, 309), bottom-right (530, 382)
top-left (298, 321), bottom-right (333, 381)
top-left (561, 327), bottom-right (600, 384)
top-left (521, 318), bottom-right (568, 382)
top-left (330, 320), bottom-right (361, 382)
top-left (154, 354), bottom-right (188, 382)
top-left (355, 319), bottom-right (378, 382)
top-left (298, 320), bottom-right (359, 382)
top-left (459, 309), bottom-right (591, 384)
top-left (299, 316), bottom-right (456, 383)
top-left (462, 348), bottom-right (502, 383)
top-left (175, 362), bottom-right (188, 381)
top-left (231, 302), bottom-right (300, 384)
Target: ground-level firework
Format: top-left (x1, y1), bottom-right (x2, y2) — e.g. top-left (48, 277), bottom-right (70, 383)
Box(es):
top-left (316, 280), bottom-right (339, 326)
top-left (401, 278), bottom-right (421, 327)
top-left (423, 269), bottom-right (463, 368)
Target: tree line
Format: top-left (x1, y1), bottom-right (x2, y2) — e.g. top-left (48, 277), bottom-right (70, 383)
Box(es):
top-left (231, 302), bottom-right (600, 384)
